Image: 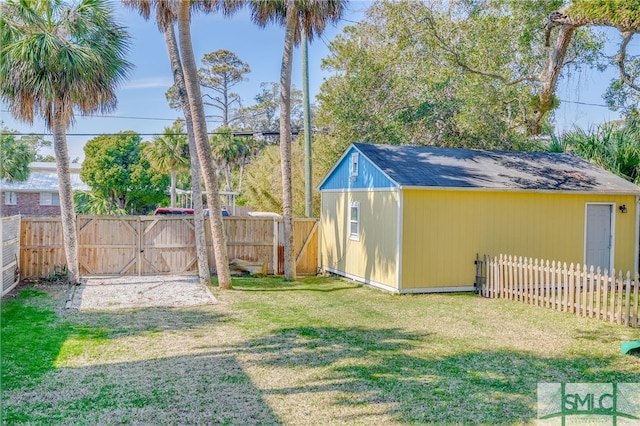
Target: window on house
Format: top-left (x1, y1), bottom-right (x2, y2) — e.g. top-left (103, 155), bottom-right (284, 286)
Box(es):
top-left (40, 192), bottom-right (60, 206)
top-left (350, 153), bottom-right (359, 177)
top-left (4, 191), bottom-right (17, 205)
top-left (349, 201), bottom-right (360, 240)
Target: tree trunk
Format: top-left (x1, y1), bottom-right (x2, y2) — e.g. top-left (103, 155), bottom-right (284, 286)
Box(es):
top-left (170, 169), bottom-right (177, 208)
top-left (280, 16), bottom-right (296, 280)
top-left (163, 21), bottom-right (210, 285)
top-left (177, 1), bottom-right (231, 289)
top-left (531, 24), bottom-right (576, 135)
top-left (238, 160), bottom-right (245, 192)
top-left (52, 108), bottom-right (80, 285)
top-left (224, 164), bottom-right (232, 192)
top-left (302, 32), bottom-right (313, 218)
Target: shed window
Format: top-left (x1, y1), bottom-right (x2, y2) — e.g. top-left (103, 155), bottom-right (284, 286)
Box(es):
top-left (4, 191), bottom-right (17, 205)
top-left (350, 153), bottom-right (359, 177)
top-left (349, 202), bottom-right (360, 240)
top-left (40, 192), bottom-right (60, 206)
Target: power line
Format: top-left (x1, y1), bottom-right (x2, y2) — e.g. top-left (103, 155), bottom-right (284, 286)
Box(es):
top-left (1, 110), bottom-right (215, 123)
top-left (5, 129), bottom-right (302, 137)
top-left (559, 99), bottom-right (611, 108)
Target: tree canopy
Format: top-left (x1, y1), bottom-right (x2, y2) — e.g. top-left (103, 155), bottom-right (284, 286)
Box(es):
top-left (81, 132), bottom-right (169, 214)
top-left (317, 0), bottom-right (639, 148)
top-left (144, 120), bottom-right (190, 207)
top-left (0, 130), bottom-right (35, 182)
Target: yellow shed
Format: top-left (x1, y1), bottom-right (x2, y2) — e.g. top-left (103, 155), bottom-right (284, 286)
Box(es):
top-left (318, 143), bottom-right (640, 293)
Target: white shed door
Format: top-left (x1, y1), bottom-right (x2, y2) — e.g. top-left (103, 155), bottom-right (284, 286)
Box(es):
top-left (585, 204), bottom-right (613, 271)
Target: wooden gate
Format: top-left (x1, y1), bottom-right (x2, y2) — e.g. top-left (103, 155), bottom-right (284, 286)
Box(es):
top-left (78, 216), bottom-right (140, 275)
top-left (140, 216), bottom-right (197, 275)
top-left (293, 219), bottom-right (319, 276)
top-left (78, 216), bottom-right (197, 276)
top-left (2, 216), bottom-right (21, 295)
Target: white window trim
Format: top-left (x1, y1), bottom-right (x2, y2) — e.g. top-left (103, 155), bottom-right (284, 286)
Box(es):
top-left (4, 191), bottom-right (17, 205)
top-left (40, 192), bottom-right (60, 206)
top-left (349, 201), bottom-right (360, 241)
top-left (350, 153), bottom-right (359, 177)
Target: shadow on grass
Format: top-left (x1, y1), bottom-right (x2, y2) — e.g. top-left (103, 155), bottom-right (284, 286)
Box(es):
top-left (232, 286), bottom-right (360, 293)
top-left (1, 288), bottom-right (226, 392)
top-left (236, 326), bottom-right (640, 424)
top-left (2, 351), bottom-right (281, 425)
top-left (229, 275), bottom-right (361, 293)
top-left (3, 287), bottom-right (279, 425)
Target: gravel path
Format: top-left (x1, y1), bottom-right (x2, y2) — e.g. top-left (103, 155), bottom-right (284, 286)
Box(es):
top-left (69, 275), bottom-right (217, 311)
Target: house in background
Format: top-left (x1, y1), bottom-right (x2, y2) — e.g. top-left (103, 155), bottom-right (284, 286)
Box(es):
top-left (0, 162), bottom-right (88, 217)
top-left (318, 143), bottom-right (640, 294)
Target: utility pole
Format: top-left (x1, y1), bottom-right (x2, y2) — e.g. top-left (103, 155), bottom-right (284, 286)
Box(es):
top-left (302, 32), bottom-right (312, 217)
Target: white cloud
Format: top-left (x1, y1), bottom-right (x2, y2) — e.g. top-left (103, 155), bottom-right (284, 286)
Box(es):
top-left (122, 77), bottom-right (173, 90)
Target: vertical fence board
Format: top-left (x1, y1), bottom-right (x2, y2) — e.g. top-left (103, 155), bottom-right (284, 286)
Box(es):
top-left (624, 272), bottom-right (631, 327)
top-left (595, 268), bottom-right (602, 320)
top-left (551, 261), bottom-right (557, 311)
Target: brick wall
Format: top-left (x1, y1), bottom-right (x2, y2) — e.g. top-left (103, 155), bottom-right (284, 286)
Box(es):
top-left (1, 192), bottom-right (61, 216)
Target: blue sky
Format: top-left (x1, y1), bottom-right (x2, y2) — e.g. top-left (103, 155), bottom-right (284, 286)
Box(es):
top-left (0, 1), bottom-right (630, 162)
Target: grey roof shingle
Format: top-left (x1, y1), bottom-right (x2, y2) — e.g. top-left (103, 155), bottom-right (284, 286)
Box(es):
top-left (1, 162), bottom-right (89, 192)
top-left (353, 143), bottom-right (640, 193)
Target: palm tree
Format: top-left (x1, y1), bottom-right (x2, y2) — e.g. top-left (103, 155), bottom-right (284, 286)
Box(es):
top-left (0, 0), bottom-right (131, 284)
top-left (177, 0), bottom-right (241, 289)
top-left (210, 128), bottom-right (250, 191)
top-left (124, 0), bottom-right (240, 288)
top-left (250, 0), bottom-right (346, 279)
top-left (145, 120), bottom-right (190, 207)
top-left (122, 0), bottom-right (214, 285)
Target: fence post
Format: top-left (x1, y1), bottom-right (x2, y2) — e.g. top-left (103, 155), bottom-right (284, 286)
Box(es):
top-left (587, 266), bottom-right (594, 318)
top-left (579, 264), bottom-right (587, 317)
top-left (544, 260), bottom-right (550, 308)
top-left (509, 255), bottom-right (514, 300)
top-left (634, 273), bottom-right (639, 328)
top-left (531, 258), bottom-right (537, 305)
top-left (624, 271), bottom-right (632, 326)
top-left (522, 257), bottom-right (529, 304)
top-left (492, 257), bottom-right (502, 299)
top-left (551, 261), bottom-right (557, 311)
top-left (562, 263), bottom-right (568, 313)
top-left (475, 254), bottom-right (483, 295)
top-left (617, 270), bottom-right (624, 325)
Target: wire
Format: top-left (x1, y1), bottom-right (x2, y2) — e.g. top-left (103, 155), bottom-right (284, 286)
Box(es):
top-left (559, 99), bottom-right (611, 108)
top-left (1, 110), bottom-right (218, 123)
top-left (4, 130), bottom-right (302, 137)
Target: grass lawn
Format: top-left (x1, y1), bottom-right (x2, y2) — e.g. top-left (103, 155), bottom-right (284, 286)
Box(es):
top-left (2, 276), bottom-right (639, 424)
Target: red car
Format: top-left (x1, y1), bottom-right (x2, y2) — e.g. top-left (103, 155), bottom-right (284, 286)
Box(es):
top-left (153, 207), bottom-right (195, 215)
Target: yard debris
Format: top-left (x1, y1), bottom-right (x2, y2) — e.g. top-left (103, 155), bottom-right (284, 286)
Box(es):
top-left (229, 258), bottom-right (267, 276)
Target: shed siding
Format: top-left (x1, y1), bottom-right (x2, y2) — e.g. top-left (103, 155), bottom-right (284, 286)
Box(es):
top-left (321, 190), bottom-right (399, 289)
top-left (320, 147), bottom-right (396, 190)
top-left (401, 190), bottom-right (638, 289)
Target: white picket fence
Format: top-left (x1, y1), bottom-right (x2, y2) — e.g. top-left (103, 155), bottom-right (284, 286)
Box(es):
top-left (477, 254), bottom-right (639, 328)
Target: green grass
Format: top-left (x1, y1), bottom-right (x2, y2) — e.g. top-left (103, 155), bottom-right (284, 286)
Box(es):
top-left (2, 277), bottom-right (639, 425)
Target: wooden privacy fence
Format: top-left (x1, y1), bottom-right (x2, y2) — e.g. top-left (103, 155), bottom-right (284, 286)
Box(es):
top-left (20, 215), bottom-right (318, 278)
top-left (477, 254), bottom-right (639, 328)
top-left (2, 216), bottom-right (21, 295)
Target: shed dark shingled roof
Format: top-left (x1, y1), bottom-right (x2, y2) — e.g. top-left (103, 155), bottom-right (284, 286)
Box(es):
top-left (353, 143), bottom-right (640, 193)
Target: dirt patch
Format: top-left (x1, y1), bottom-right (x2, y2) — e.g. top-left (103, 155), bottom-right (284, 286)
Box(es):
top-left (69, 275), bottom-right (217, 311)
